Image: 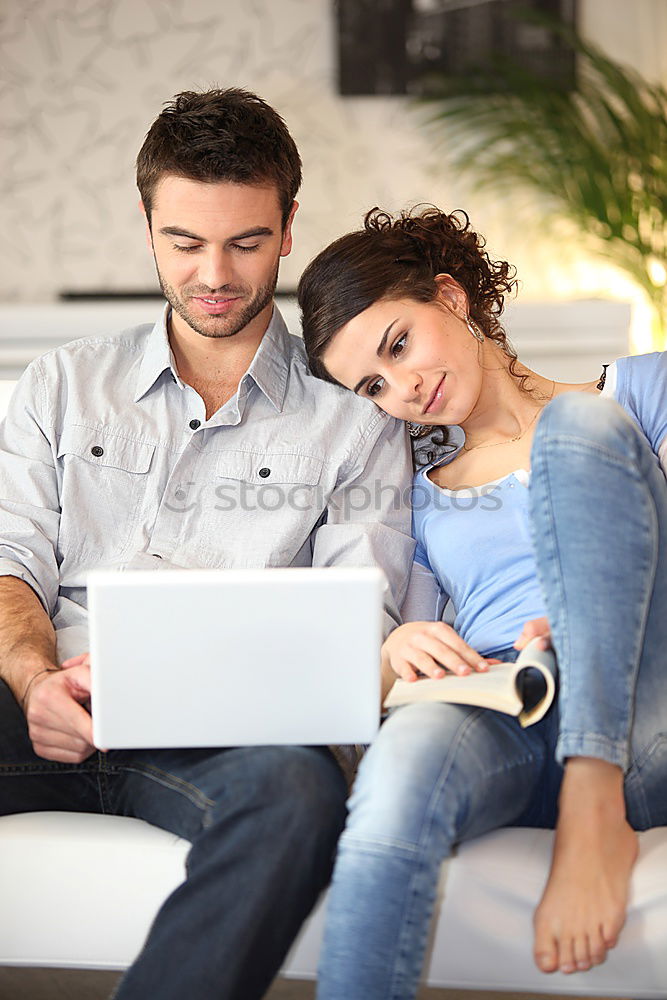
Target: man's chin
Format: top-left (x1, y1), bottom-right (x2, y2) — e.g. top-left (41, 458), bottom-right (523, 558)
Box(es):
top-left (171, 301), bottom-right (248, 339)
top-left (183, 315), bottom-right (244, 339)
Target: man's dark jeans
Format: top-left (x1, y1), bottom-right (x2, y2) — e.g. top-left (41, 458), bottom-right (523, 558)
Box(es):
top-left (0, 679), bottom-right (348, 1000)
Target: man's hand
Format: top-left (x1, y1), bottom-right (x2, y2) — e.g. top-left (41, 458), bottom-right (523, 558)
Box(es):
top-left (23, 654), bottom-right (95, 763)
top-left (514, 617), bottom-right (552, 652)
top-left (382, 621), bottom-right (498, 684)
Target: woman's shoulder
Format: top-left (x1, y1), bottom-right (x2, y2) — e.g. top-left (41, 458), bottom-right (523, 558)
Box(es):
top-left (613, 350), bottom-right (667, 454)
top-left (613, 350), bottom-right (666, 402)
top-left (614, 350), bottom-right (666, 384)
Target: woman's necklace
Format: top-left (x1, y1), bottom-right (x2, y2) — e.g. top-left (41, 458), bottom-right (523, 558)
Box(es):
top-left (461, 381), bottom-right (556, 453)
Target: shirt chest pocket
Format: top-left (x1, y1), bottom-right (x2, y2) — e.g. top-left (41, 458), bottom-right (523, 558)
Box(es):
top-left (198, 451), bottom-right (325, 567)
top-left (56, 426), bottom-right (156, 561)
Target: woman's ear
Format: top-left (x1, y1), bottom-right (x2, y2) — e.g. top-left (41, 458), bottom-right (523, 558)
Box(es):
top-left (434, 273), bottom-right (469, 319)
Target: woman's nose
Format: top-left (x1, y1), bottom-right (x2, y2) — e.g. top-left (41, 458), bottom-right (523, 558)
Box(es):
top-left (394, 368), bottom-right (422, 402)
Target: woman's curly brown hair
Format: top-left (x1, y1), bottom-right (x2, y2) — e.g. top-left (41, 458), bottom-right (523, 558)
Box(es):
top-left (298, 206), bottom-right (523, 454)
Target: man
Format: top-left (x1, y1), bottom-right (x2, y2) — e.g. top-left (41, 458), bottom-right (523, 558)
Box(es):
top-left (0, 89), bottom-right (414, 999)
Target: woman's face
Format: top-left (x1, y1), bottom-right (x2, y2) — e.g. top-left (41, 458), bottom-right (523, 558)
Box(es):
top-left (322, 283), bottom-right (484, 426)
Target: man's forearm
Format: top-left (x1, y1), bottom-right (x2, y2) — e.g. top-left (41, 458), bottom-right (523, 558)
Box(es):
top-left (0, 577), bottom-right (57, 703)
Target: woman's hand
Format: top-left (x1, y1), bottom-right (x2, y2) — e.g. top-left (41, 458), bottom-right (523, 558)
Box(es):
top-left (514, 617), bottom-right (552, 651)
top-left (382, 621), bottom-right (496, 684)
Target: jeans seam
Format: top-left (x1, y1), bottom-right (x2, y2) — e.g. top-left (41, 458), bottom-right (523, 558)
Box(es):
top-left (534, 438), bottom-right (571, 719)
top-left (0, 762), bottom-right (99, 775)
top-left (107, 762), bottom-right (216, 812)
top-left (340, 834), bottom-right (420, 857)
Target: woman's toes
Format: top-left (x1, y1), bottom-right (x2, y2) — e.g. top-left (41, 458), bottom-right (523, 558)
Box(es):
top-left (533, 914), bottom-right (559, 973)
top-left (603, 916), bottom-right (623, 950)
top-left (588, 926), bottom-right (607, 966)
top-left (535, 949), bottom-right (559, 974)
top-left (573, 933), bottom-right (592, 971)
top-left (558, 936), bottom-right (576, 974)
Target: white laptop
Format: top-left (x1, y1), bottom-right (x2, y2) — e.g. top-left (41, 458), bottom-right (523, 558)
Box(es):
top-left (88, 567), bottom-right (384, 749)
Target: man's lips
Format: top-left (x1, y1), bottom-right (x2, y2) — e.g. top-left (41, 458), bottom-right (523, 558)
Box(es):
top-left (192, 295), bottom-right (241, 315)
top-left (423, 376), bottom-right (446, 415)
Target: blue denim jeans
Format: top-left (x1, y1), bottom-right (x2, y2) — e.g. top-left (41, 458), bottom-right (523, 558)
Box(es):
top-left (317, 393), bottom-right (667, 1000)
top-left (0, 682), bottom-right (348, 1000)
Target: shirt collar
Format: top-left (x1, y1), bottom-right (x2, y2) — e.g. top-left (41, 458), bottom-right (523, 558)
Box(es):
top-left (133, 302), bottom-right (292, 412)
top-left (134, 303), bottom-right (182, 402)
top-left (244, 305), bottom-right (291, 412)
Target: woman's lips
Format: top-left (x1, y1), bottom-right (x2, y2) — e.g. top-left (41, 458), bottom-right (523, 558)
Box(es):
top-left (424, 376), bottom-right (446, 415)
top-left (192, 296), bottom-right (241, 315)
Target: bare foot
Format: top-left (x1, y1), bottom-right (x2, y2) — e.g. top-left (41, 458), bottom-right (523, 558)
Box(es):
top-left (533, 758), bottom-right (638, 975)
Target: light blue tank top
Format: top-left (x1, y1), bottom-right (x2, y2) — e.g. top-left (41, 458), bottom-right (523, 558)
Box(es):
top-left (412, 352), bottom-right (667, 656)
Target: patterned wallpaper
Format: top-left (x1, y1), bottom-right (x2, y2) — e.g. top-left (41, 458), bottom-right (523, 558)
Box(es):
top-left (1, 0), bottom-right (666, 304)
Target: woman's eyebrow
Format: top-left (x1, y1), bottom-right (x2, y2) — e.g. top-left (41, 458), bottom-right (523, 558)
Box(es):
top-left (353, 319), bottom-right (398, 393)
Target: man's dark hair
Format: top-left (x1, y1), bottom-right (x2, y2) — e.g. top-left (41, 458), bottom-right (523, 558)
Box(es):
top-left (136, 87), bottom-right (302, 227)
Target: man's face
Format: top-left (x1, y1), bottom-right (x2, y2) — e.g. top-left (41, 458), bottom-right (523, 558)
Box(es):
top-left (145, 175), bottom-right (296, 341)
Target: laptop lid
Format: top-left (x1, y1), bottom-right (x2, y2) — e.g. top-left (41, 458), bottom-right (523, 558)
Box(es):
top-left (88, 567), bottom-right (383, 749)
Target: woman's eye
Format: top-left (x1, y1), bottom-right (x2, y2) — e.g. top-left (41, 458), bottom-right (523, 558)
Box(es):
top-left (391, 333), bottom-right (407, 357)
top-left (366, 378), bottom-right (384, 398)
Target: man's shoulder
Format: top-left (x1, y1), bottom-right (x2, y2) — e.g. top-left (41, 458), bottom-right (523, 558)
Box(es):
top-left (34, 322), bottom-right (154, 373)
top-left (286, 335), bottom-right (391, 429)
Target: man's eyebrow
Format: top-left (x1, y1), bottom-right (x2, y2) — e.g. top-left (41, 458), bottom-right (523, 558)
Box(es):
top-left (228, 226), bottom-right (274, 241)
top-left (352, 319), bottom-right (398, 394)
top-left (158, 226), bottom-right (274, 242)
top-left (159, 226), bottom-right (204, 240)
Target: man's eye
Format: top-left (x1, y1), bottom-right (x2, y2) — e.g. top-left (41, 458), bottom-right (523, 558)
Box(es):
top-left (366, 378), bottom-right (384, 398)
top-left (233, 244), bottom-right (260, 253)
top-left (173, 243), bottom-right (200, 253)
top-left (391, 333), bottom-right (407, 357)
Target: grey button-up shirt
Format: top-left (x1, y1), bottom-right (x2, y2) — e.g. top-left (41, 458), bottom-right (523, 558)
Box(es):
top-left (0, 305), bottom-right (415, 642)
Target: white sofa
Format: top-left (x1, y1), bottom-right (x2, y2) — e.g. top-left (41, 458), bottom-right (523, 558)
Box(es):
top-left (0, 308), bottom-right (666, 997)
top-left (1, 812), bottom-right (667, 996)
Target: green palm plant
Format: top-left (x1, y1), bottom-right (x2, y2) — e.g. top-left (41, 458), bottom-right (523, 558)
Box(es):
top-left (422, 14), bottom-right (667, 348)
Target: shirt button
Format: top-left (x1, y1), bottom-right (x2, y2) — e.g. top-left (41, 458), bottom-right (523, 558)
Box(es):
top-left (258, 467), bottom-right (271, 478)
top-left (174, 488), bottom-right (186, 500)
top-left (189, 419), bottom-right (201, 430)
top-left (91, 446), bottom-right (104, 457)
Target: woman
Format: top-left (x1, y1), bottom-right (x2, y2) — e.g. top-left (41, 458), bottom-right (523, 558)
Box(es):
top-left (297, 207), bottom-right (667, 999)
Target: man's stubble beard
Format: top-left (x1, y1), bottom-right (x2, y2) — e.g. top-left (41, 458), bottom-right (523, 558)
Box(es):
top-left (156, 260), bottom-right (280, 340)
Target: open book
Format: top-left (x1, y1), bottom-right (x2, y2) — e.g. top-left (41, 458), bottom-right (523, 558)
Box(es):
top-left (383, 638), bottom-right (557, 728)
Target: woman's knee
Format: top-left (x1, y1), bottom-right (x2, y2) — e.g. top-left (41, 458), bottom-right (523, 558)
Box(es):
top-left (535, 392), bottom-right (638, 456)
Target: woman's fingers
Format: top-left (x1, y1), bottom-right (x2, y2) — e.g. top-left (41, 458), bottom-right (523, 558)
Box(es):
top-left (387, 623), bottom-right (491, 681)
top-left (396, 648), bottom-right (445, 681)
top-left (422, 623), bottom-right (489, 672)
top-left (383, 622), bottom-right (493, 686)
top-left (514, 617), bottom-right (552, 651)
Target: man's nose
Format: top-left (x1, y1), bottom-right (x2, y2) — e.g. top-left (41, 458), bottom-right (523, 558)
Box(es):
top-left (197, 249), bottom-right (234, 291)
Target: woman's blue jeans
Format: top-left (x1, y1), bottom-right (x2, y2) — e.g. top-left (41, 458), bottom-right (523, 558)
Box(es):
top-left (317, 393), bottom-right (667, 1000)
top-left (0, 689), bottom-right (348, 1000)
